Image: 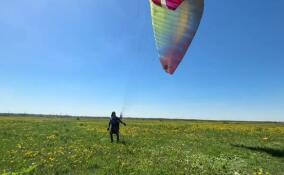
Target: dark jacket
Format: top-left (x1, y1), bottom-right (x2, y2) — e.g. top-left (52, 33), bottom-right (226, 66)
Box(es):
top-left (108, 116), bottom-right (125, 133)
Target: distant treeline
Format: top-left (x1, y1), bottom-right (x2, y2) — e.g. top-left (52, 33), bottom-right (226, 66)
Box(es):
top-left (0, 113), bottom-right (106, 119)
top-left (0, 113), bottom-right (283, 124)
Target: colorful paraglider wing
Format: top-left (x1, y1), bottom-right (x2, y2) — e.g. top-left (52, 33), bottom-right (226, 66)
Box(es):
top-left (150, 0), bottom-right (204, 74)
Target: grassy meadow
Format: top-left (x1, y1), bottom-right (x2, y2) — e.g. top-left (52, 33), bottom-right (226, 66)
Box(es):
top-left (0, 115), bottom-right (283, 175)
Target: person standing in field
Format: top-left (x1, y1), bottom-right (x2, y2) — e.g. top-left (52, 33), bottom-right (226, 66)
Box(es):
top-left (107, 111), bottom-right (126, 143)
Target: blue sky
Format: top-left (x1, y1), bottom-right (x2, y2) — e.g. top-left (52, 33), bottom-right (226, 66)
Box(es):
top-left (0, 0), bottom-right (283, 121)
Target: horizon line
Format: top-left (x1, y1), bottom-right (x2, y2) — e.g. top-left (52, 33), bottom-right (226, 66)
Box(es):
top-left (0, 112), bottom-right (283, 123)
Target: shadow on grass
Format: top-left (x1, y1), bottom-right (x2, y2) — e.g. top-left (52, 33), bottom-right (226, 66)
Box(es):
top-left (119, 140), bottom-right (129, 145)
top-left (231, 144), bottom-right (284, 158)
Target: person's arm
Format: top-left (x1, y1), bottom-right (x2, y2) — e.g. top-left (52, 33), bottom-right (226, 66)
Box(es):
top-left (107, 120), bottom-right (111, 130)
top-left (119, 118), bottom-right (126, 126)
top-left (119, 113), bottom-right (126, 126)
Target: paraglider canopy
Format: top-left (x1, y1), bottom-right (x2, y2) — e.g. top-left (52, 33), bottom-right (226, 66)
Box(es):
top-left (150, 0), bottom-right (204, 74)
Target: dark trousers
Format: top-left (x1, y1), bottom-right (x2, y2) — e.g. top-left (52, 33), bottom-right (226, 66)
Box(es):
top-left (110, 131), bottom-right (119, 142)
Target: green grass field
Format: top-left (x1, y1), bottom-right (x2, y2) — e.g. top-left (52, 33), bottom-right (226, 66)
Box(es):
top-left (0, 115), bottom-right (283, 175)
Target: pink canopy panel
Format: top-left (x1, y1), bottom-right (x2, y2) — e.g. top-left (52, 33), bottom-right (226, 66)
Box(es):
top-left (152, 0), bottom-right (184, 10)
